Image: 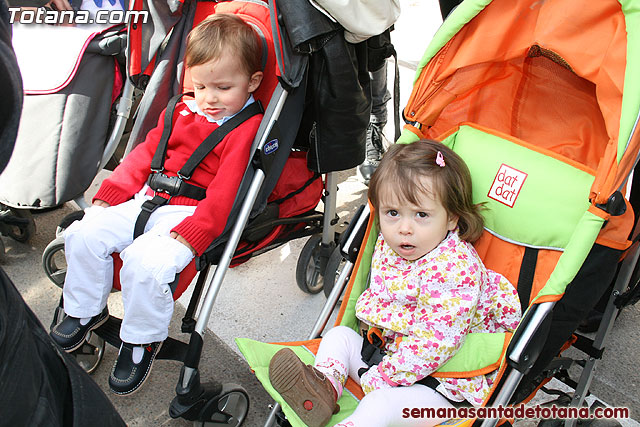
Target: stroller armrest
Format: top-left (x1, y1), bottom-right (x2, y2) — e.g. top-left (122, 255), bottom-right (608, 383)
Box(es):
top-left (507, 301), bottom-right (554, 374)
top-left (339, 204), bottom-right (370, 263)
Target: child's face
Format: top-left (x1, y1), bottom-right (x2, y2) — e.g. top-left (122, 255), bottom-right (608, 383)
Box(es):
top-left (377, 176), bottom-right (458, 261)
top-left (190, 51), bottom-right (263, 121)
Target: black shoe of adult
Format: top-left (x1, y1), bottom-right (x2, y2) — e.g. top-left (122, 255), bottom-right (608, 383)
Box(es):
top-left (50, 307), bottom-right (109, 352)
top-left (109, 341), bottom-right (162, 395)
top-left (358, 121), bottom-right (386, 185)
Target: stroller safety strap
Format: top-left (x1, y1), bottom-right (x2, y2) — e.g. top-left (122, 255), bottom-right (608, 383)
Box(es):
top-left (133, 93), bottom-right (263, 239)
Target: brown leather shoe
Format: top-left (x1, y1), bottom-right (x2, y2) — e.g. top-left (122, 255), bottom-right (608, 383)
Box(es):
top-left (269, 348), bottom-right (339, 427)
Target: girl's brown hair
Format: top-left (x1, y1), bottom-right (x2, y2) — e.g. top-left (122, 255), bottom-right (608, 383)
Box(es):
top-left (368, 140), bottom-right (485, 243)
top-left (185, 13), bottom-right (262, 75)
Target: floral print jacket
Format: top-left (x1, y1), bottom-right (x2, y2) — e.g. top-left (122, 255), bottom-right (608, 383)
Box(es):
top-left (355, 230), bottom-right (521, 405)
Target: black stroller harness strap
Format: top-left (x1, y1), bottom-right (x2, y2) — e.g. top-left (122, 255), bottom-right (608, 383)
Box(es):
top-left (133, 93), bottom-right (263, 239)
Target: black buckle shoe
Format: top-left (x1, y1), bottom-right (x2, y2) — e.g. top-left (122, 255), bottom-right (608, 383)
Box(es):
top-left (109, 341), bottom-right (162, 395)
top-left (50, 307), bottom-right (109, 352)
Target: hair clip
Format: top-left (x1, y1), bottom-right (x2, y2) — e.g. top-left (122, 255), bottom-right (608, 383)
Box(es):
top-left (436, 151), bottom-right (446, 167)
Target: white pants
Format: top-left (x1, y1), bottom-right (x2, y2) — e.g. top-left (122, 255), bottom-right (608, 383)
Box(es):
top-left (63, 189), bottom-right (196, 344)
top-left (316, 326), bottom-right (454, 427)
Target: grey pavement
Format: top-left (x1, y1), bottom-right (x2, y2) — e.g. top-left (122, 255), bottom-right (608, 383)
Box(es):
top-left (2, 1), bottom-right (639, 426)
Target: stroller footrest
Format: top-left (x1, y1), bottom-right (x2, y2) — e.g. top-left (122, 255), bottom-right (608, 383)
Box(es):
top-left (156, 337), bottom-right (188, 362)
top-left (95, 316), bottom-right (122, 349)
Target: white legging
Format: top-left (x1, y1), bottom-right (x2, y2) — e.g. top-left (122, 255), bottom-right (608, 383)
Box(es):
top-left (315, 326), bottom-right (454, 427)
top-left (62, 189), bottom-right (196, 344)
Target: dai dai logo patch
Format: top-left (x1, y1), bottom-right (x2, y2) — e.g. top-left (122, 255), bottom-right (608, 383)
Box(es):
top-left (488, 164), bottom-right (527, 207)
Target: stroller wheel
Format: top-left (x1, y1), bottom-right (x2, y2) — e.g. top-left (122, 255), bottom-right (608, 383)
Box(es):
top-left (71, 331), bottom-right (106, 374)
top-left (323, 246), bottom-right (347, 298)
top-left (0, 205), bottom-right (36, 243)
top-left (51, 305), bottom-right (106, 373)
top-left (56, 210), bottom-right (85, 237)
top-left (193, 384), bottom-right (249, 427)
top-left (42, 236), bottom-right (67, 287)
top-left (296, 235), bottom-right (327, 294)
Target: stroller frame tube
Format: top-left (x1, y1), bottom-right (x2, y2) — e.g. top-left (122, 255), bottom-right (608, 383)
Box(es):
top-left (481, 301), bottom-right (555, 427)
top-left (322, 172), bottom-right (338, 246)
top-left (264, 204), bottom-right (372, 426)
top-left (99, 79), bottom-right (135, 171)
top-left (182, 88), bottom-right (289, 388)
top-left (264, 260), bottom-right (354, 427)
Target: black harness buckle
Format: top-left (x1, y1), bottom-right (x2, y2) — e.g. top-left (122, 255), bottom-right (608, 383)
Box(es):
top-left (148, 172), bottom-right (184, 197)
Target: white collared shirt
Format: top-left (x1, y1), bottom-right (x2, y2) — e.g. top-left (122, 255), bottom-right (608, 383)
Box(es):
top-left (183, 95), bottom-right (256, 125)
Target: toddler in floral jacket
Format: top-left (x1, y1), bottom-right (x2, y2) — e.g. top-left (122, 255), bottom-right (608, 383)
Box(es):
top-left (269, 140), bottom-right (521, 427)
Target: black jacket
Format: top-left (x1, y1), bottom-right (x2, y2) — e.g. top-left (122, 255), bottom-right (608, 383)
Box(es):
top-left (277, 0), bottom-right (370, 173)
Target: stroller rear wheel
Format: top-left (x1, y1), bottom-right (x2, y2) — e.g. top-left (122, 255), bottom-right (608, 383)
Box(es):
top-left (43, 236), bottom-right (66, 287)
top-left (193, 384), bottom-right (249, 427)
top-left (0, 204), bottom-right (36, 243)
top-left (296, 234), bottom-right (333, 294)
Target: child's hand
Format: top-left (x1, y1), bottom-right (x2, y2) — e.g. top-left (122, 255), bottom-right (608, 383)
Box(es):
top-left (359, 365), bottom-right (393, 394)
top-left (170, 231), bottom-right (197, 256)
top-left (92, 200), bottom-right (110, 208)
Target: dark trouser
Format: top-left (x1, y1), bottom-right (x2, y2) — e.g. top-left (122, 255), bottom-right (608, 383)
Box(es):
top-left (370, 65), bottom-right (390, 124)
top-left (0, 267), bottom-right (125, 426)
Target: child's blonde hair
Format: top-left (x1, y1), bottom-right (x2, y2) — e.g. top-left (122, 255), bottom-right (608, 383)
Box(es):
top-left (185, 13), bottom-right (262, 76)
top-left (368, 140), bottom-right (485, 242)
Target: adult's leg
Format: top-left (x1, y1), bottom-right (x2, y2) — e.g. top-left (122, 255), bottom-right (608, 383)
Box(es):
top-left (0, 267), bottom-right (125, 426)
top-left (370, 65), bottom-right (390, 125)
top-left (335, 384), bottom-right (454, 427)
top-left (118, 204), bottom-right (195, 344)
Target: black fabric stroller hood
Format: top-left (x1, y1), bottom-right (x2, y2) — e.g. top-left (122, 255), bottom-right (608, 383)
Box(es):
top-left (273, 0), bottom-right (369, 173)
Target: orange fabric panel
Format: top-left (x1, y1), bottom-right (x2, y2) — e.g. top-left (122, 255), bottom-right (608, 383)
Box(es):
top-left (595, 199), bottom-right (634, 250)
top-left (406, 0), bottom-right (625, 145)
top-left (474, 233), bottom-right (562, 304)
top-left (417, 55), bottom-right (609, 171)
top-left (404, 0), bottom-right (628, 202)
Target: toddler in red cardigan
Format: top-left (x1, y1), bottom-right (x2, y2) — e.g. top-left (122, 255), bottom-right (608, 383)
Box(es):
top-left (50, 13), bottom-right (264, 395)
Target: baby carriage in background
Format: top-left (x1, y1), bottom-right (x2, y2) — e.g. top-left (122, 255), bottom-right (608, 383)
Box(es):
top-left (238, 0), bottom-right (640, 425)
top-left (41, 0), bottom-right (390, 424)
top-left (0, 0), bottom-right (135, 259)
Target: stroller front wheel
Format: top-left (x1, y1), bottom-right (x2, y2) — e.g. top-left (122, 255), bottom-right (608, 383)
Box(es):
top-left (71, 331), bottom-right (106, 374)
top-left (193, 384), bottom-right (250, 427)
top-left (296, 234), bottom-right (329, 294)
top-left (43, 236), bottom-right (67, 288)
